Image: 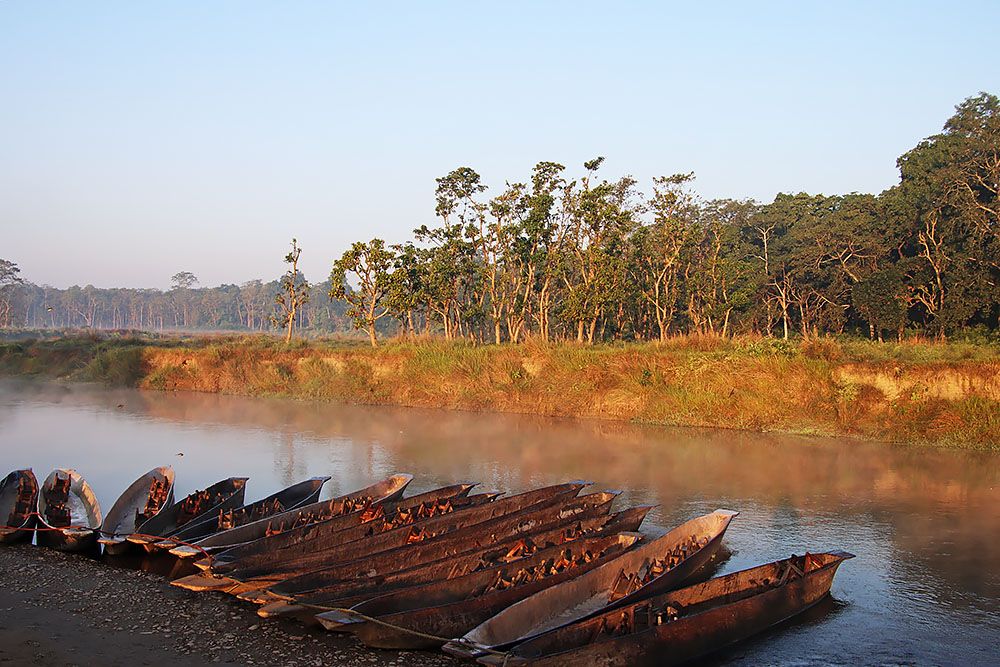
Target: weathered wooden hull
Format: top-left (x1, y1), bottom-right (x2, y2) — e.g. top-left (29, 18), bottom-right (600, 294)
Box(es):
top-left (255, 506), bottom-right (653, 623)
top-left (267, 490), bottom-right (622, 600)
top-left (169, 474), bottom-right (413, 558)
top-left (171, 484), bottom-right (490, 593)
top-left (0, 469), bottom-right (39, 545)
top-left (161, 476), bottom-right (329, 547)
top-left (98, 466), bottom-right (175, 556)
top-left (444, 509), bottom-right (738, 659)
top-left (272, 503), bottom-right (651, 602)
top-left (0, 517), bottom-right (36, 545)
top-left (314, 532), bottom-right (643, 649)
top-left (478, 551), bottom-right (854, 667)
top-left (178, 492), bottom-right (505, 595)
top-left (208, 480), bottom-right (477, 570)
top-left (36, 469), bottom-right (102, 554)
top-left (126, 476), bottom-right (248, 552)
top-left (215, 481), bottom-right (589, 583)
top-left (230, 492), bottom-right (594, 594)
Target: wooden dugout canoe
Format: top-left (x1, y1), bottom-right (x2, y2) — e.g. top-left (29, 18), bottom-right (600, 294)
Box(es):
top-left (126, 476), bottom-right (248, 552)
top-left (255, 506), bottom-right (653, 623)
top-left (314, 532), bottom-right (644, 650)
top-left (168, 473), bottom-right (412, 559)
top-left (204, 480), bottom-right (479, 571)
top-left (179, 492), bottom-right (502, 595)
top-left (0, 469), bottom-right (39, 545)
top-left (98, 466), bottom-right (175, 556)
top-left (222, 483), bottom-right (594, 590)
top-left (443, 509), bottom-right (738, 659)
top-left (247, 494), bottom-right (631, 611)
top-left (212, 481), bottom-right (589, 582)
top-left (36, 469), bottom-right (103, 553)
top-left (263, 490), bottom-right (625, 602)
top-left (156, 475), bottom-right (329, 549)
top-left (172, 484), bottom-right (490, 593)
top-left (478, 551), bottom-right (854, 667)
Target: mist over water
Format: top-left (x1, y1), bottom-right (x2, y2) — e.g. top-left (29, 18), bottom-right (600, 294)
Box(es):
top-left (1, 378), bottom-right (997, 664)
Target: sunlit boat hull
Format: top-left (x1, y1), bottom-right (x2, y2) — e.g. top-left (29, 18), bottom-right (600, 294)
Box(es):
top-left (478, 551), bottom-right (854, 667)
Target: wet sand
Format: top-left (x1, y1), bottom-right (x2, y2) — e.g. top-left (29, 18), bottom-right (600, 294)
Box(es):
top-left (0, 544), bottom-right (456, 667)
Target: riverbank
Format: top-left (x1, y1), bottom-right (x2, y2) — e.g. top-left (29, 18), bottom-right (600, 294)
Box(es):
top-left (1, 334), bottom-right (998, 449)
top-left (0, 544), bottom-right (455, 667)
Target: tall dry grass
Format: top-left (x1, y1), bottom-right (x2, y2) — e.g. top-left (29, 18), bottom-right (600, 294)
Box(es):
top-left (2, 334), bottom-right (998, 449)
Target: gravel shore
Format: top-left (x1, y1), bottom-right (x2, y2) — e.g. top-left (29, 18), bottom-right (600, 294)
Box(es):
top-left (0, 544), bottom-right (458, 667)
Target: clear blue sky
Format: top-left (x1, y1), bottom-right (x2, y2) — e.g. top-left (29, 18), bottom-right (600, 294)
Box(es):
top-left (2, 1), bottom-right (998, 289)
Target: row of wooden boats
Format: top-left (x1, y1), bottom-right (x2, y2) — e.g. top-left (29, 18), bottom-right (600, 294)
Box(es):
top-left (1, 466), bottom-right (852, 665)
top-left (0, 467), bottom-right (333, 555)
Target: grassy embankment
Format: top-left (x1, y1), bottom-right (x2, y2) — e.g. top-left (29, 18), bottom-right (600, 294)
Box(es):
top-left (1, 333), bottom-right (998, 449)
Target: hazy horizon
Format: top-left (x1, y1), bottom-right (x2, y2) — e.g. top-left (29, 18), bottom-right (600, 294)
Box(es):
top-left (3, 1), bottom-right (999, 289)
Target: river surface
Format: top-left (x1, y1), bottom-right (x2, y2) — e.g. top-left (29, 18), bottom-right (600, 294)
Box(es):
top-left (1, 378), bottom-right (997, 666)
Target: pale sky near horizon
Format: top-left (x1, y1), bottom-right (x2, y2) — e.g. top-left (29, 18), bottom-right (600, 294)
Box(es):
top-left (2, 1), bottom-right (998, 289)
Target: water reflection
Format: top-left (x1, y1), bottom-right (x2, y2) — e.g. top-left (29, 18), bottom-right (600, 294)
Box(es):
top-left (1, 379), bottom-right (997, 664)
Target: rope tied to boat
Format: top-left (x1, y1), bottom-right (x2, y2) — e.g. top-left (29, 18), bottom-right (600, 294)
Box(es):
top-left (21, 511), bottom-right (94, 533)
top-left (323, 607), bottom-right (517, 664)
top-left (20, 511), bottom-right (215, 560)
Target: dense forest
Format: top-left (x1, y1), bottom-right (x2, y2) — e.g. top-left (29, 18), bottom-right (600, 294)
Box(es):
top-left (2, 93), bottom-right (997, 344)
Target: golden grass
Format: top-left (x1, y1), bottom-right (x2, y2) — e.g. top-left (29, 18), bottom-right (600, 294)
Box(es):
top-left (1, 334), bottom-right (998, 449)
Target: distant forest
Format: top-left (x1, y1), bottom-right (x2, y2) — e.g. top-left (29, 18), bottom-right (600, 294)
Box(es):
top-left (0, 274), bottom-right (352, 335)
top-left (2, 93), bottom-right (997, 343)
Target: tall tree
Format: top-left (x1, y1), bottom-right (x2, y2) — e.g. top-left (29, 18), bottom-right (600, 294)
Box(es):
top-left (385, 242), bottom-right (426, 336)
top-left (432, 167), bottom-right (488, 340)
top-left (631, 173), bottom-right (695, 340)
top-left (562, 158), bottom-right (640, 343)
top-left (852, 266), bottom-right (908, 341)
top-left (480, 181), bottom-right (527, 343)
top-left (894, 93), bottom-right (1000, 336)
top-left (518, 161), bottom-right (567, 342)
top-left (169, 271), bottom-right (199, 327)
top-left (685, 198), bottom-right (758, 337)
top-left (170, 271), bottom-right (198, 290)
top-left (0, 259), bottom-right (24, 328)
top-left (273, 239), bottom-right (309, 343)
top-left (330, 239), bottom-right (396, 346)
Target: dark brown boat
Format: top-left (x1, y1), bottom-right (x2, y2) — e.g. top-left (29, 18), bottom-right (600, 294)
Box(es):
top-left (218, 483), bottom-right (596, 592)
top-left (171, 483), bottom-right (492, 593)
top-left (261, 490), bottom-right (624, 602)
top-left (0, 469), bottom-right (39, 545)
top-left (314, 531), bottom-right (643, 649)
top-left (209, 481), bottom-right (589, 585)
top-left (179, 491), bottom-right (501, 594)
top-left (155, 475), bottom-right (329, 548)
top-left (126, 476), bottom-right (248, 552)
top-left (205, 481), bottom-right (480, 570)
top-left (476, 551), bottom-right (854, 666)
top-left (255, 506), bottom-right (653, 622)
top-left (98, 466), bottom-right (175, 556)
top-left (168, 473), bottom-right (413, 559)
top-left (443, 509), bottom-right (737, 659)
top-left (36, 468), bottom-right (103, 553)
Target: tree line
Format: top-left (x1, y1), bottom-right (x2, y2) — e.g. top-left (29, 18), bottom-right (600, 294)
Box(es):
top-left (2, 93), bottom-right (997, 345)
top-left (332, 93), bottom-right (999, 345)
top-left (0, 268), bottom-right (351, 335)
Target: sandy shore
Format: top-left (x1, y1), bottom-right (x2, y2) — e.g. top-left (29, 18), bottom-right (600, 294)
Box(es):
top-left (0, 544), bottom-right (457, 667)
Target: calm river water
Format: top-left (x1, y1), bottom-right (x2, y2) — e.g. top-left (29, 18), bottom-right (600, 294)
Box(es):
top-left (1, 378), bottom-right (997, 665)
